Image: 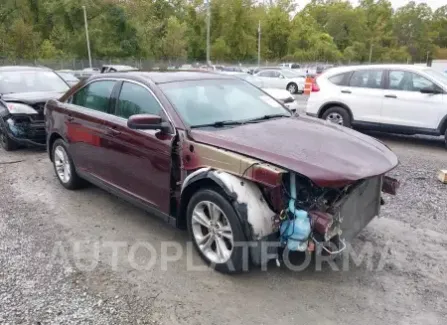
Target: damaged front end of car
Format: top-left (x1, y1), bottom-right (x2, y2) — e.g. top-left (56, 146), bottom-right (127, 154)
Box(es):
top-left (178, 137), bottom-right (399, 266)
top-left (0, 101), bottom-right (46, 148)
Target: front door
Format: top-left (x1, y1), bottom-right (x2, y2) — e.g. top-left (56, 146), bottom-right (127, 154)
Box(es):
top-left (101, 81), bottom-right (173, 213)
top-left (381, 70), bottom-right (445, 129)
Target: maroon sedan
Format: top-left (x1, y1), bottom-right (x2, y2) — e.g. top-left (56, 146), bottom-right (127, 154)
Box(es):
top-left (45, 71), bottom-right (399, 273)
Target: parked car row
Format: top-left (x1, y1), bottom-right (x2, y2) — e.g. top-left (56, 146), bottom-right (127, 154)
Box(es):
top-left (306, 64), bottom-right (447, 147)
top-left (1, 65), bottom-right (400, 274)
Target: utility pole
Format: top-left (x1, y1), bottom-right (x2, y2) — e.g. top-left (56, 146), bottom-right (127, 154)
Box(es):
top-left (368, 42), bottom-right (373, 63)
top-left (82, 5), bottom-right (92, 68)
top-left (426, 51), bottom-right (430, 66)
top-left (206, 0), bottom-right (211, 65)
top-left (257, 21), bottom-right (261, 67)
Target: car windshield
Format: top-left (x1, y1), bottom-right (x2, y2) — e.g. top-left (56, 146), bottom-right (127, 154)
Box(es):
top-left (160, 79), bottom-right (291, 127)
top-left (423, 69), bottom-right (447, 86)
top-left (0, 70), bottom-right (69, 94)
top-left (282, 70), bottom-right (305, 78)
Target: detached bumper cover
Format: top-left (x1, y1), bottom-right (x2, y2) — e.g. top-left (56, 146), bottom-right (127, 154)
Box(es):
top-left (1, 114), bottom-right (46, 147)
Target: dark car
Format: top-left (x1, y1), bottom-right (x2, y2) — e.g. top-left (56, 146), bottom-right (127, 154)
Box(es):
top-left (45, 71), bottom-right (399, 273)
top-left (0, 66), bottom-right (70, 150)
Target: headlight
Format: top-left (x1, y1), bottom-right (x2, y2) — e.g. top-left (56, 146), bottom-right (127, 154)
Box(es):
top-left (6, 103), bottom-right (38, 114)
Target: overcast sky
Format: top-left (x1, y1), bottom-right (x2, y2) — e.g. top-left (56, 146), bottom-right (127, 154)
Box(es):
top-left (297, 0), bottom-right (446, 10)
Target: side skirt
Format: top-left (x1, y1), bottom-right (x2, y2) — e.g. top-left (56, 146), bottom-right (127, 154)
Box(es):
top-left (78, 170), bottom-right (177, 227)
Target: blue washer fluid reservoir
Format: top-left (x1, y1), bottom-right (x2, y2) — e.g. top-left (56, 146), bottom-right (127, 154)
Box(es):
top-left (280, 210), bottom-right (311, 252)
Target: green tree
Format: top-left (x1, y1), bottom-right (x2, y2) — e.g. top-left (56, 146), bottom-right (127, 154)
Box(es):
top-left (161, 16), bottom-right (188, 61)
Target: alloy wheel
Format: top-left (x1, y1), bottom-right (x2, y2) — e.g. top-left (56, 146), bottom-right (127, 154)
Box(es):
top-left (326, 112), bottom-right (344, 125)
top-left (288, 84), bottom-right (297, 94)
top-left (191, 201), bottom-right (234, 264)
top-left (54, 145), bottom-right (72, 184)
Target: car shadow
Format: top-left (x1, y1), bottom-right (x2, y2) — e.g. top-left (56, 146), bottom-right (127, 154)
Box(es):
top-left (362, 131), bottom-right (445, 150)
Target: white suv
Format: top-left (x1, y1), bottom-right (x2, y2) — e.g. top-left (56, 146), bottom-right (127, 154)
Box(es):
top-left (306, 64), bottom-right (447, 146)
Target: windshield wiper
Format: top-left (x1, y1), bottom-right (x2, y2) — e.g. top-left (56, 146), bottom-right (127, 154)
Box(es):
top-left (190, 120), bottom-right (244, 129)
top-left (244, 114), bottom-right (290, 123)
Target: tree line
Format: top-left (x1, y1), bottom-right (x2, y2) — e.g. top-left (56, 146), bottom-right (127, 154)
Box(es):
top-left (0, 0), bottom-right (446, 64)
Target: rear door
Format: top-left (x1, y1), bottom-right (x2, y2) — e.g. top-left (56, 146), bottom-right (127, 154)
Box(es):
top-left (381, 70), bottom-right (445, 129)
top-left (65, 80), bottom-right (117, 178)
top-left (101, 81), bottom-right (174, 213)
top-left (341, 69), bottom-right (385, 123)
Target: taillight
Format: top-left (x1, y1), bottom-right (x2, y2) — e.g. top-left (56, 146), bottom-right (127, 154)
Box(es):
top-left (311, 80), bottom-right (320, 92)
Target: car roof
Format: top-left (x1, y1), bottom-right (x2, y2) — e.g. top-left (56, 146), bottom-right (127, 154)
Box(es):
top-left (0, 65), bottom-right (52, 72)
top-left (323, 64), bottom-right (429, 76)
top-left (91, 71), bottom-right (235, 84)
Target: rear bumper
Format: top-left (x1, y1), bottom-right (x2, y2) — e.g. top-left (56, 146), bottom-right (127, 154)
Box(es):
top-left (1, 115), bottom-right (46, 148)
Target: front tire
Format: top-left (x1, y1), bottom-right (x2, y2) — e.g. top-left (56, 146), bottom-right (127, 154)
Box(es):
top-left (444, 129), bottom-right (447, 150)
top-left (321, 106), bottom-right (352, 127)
top-left (186, 188), bottom-right (248, 274)
top-left (52, 139), bottom-right (85, 190)
top-left (0, 128), bottom-right (18, 151)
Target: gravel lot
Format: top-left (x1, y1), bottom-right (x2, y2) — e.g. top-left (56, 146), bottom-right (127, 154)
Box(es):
top-left (1, 123), bottom-right (446, 324)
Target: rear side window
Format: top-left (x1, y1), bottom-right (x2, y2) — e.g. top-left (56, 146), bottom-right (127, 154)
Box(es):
top-left (72, 81), bottom-right (115, 112)
top-left (328, 73), bottom-right (349, 86)
top-left (116, 82), bottom-right (162, 119)
top-left (349, 70), bottom-right (384, 89)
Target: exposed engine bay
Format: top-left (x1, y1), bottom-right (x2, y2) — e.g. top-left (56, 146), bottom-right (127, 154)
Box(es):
top-left (178, 138), bottom-right (399, 265)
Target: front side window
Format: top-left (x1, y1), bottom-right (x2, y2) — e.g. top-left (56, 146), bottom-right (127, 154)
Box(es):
top-left (116, 82), bottom-right (162, 119)
top-left (72, 81), bottom-right (115, 112)
top-left (258, 71), bottom-right (274, 78)
top-left (389, 71), bottom-right (436, 92)
top-left (349, 70), bottom-right (384, 89)
top-left (160, 79), bottom-right (290, 127)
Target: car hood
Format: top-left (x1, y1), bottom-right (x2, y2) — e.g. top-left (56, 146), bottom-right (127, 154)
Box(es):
top-left (189, 116), bottom-right (398, 187)
top-left (262, 88), bottom-right (293, 100)
top-left (1, 91), bottom-right (65, 105)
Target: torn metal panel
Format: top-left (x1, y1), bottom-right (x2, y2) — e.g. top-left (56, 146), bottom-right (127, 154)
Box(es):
top-left (210, 170), bottom-right (277, 239)
top-left (181, 140), bottom-right (286, 187)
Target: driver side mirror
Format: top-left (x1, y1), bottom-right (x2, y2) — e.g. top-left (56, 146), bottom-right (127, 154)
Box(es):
top-left (278, 74), bottom-right (285, 79)
top-left (127, 114), bottom-right (170, 133)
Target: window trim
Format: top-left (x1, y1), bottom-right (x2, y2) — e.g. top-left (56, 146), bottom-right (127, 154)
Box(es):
top-left (347, 69), bottom-right (385, 89)
top-left (69, 77), bottom-right (175, 130)
top-left (114, 80), bottom-right (165, 119)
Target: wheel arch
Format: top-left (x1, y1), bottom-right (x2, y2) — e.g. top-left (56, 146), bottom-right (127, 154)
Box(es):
top-left (178, 168), bottom-right (276, 241)
top-left (47, 132), bottom-right (65, 161)
top-left (438, 115), bottom-right (447, 135)
top-left (318, 102), bottom-right (354, 121)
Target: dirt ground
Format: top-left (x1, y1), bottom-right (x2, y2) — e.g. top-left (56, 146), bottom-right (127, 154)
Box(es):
top-left (0, 133), bottom-right (446, 325)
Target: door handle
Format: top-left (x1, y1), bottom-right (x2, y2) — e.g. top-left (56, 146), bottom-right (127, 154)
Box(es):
top-left (107, 127), bottom-right (121, 136)
top-left (385, 94), bottom-right (397, 98)
top-left (341, 90), bottom-right (351, 94)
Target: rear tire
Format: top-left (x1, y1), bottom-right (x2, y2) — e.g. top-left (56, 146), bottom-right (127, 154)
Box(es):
top-left (0, 127), bottom-right (18, 151)
top-left (186, 188), bottom-right (248, 274)
top-left (321, 106), bottom-right (352, 128)
top-left (52, 139), bottom-right (85, 190)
